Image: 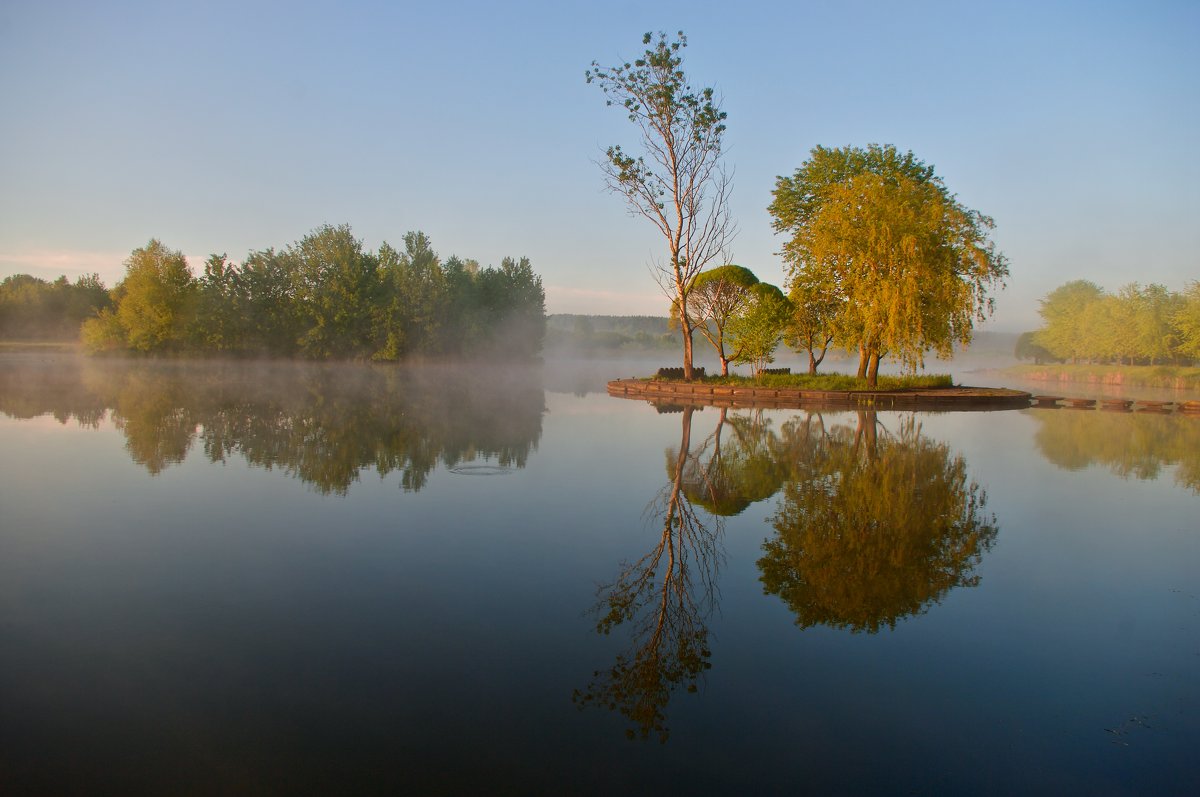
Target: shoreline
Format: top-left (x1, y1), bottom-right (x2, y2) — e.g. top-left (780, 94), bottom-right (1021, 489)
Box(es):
top-left (607, 378), bottom-right (1033, 411)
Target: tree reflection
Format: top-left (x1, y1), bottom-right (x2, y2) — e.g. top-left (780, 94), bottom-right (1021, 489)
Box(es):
top-left (0, 356), bottom-right (544, 492)
top-left (574, 406), bottom-right (724, 742)
top-left (759, 411), bottom-right (998, 633)
top-left (681, 408), bottom-right (788, 516)
top-left (1031, 409), bottom-right (1200, 493)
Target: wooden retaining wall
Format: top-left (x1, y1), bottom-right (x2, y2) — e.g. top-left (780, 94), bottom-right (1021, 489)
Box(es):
top-left (606, 379), bottom-right (1033, 411)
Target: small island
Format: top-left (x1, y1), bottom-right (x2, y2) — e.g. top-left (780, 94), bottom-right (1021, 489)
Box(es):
top-left (607, 376), bottom-right (1032, 411)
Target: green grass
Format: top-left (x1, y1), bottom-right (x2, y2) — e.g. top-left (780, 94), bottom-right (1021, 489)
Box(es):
top-left (1007, 364), bottom-right (1200, 391)
top-left (648, 371), bottom-right (954, 391)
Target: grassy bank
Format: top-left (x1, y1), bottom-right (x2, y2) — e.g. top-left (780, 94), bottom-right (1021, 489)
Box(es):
top-left (1006, 364), bottom-right (1200, 391)
top-left (650, 371), bottom-right (955, 391)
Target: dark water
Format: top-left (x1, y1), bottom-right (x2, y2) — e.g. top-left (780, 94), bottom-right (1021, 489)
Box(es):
top-left (1, 354), bottom-right (1197, 795)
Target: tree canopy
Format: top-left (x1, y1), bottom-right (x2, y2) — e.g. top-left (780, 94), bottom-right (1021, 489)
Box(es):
top-left (770, 144), bottom-right (1008, 385)
top-left (1033, 280), bottom-right (1196, 365)
top-left (79, 226), bottom-right (546, 360)
top-left (678, 264), bottom-right (759, 376)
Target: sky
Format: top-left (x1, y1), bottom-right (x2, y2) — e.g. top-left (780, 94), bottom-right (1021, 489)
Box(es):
top-left (1, 0), bottom-right (1197, 331)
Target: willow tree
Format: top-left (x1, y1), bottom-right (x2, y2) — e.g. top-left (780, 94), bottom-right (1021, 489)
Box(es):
top-left (587, 32), bottom-right (735, 380)
top-left (770, 145), bottom-right (1008, 386)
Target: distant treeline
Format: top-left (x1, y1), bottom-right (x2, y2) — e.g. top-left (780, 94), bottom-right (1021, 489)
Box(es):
top-left (0, 273), bottom-right (112, 340)
top-left (3, 224), bottom-right (546, 360)
top-left (545, 314), bottom-right (674, 353)
top-left (1018, 280), bottom-right (1200, 366)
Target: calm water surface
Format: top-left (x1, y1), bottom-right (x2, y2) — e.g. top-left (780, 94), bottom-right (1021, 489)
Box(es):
top-left (1, 354), bottom-right (1197, 795)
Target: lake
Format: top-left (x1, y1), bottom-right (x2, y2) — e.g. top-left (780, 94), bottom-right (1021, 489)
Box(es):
top-left (1, 353), bottom-right (1197, 795)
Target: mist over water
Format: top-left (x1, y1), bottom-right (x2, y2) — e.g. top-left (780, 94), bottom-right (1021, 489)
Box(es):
top-left (1, 352), bottom-right (1196, 794)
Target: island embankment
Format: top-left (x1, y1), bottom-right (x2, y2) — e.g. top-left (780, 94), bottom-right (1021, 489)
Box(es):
top-left (607, 378), bottom-right (1033, 411)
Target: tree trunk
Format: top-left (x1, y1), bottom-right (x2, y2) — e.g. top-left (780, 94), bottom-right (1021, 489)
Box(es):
top-left (866, 351), bottom-right (881, 387)
top-left (720, 356), bottom-right (729, 376)
top-left (681, 316), bottom-right (694, 380)
top-left (856, 345), bottom-right (868, 379)
top-left (808, 350), bottom-right (817, 375)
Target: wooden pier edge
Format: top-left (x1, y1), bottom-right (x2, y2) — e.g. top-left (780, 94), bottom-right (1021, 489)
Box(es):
top-left (606, 379), bottom-right (1033, 411)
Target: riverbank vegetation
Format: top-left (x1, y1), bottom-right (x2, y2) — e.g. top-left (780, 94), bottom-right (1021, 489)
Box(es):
top-left (0, 273), bottom-right (111, 340)
top-left (1022, 280), bottom-right (1199, 366)
top-left (72, 225), bottom-right (546, 360)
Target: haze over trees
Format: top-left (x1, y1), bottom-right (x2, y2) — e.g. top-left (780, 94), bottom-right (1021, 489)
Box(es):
top-left (588, 31), bottom-right (735, 380)
top-left (79, 225), bottom-right (546, 360)
top-left (769, 144), bottom-right (1009, 386)
top-left (1029, 279), bottom-right (1198, 365)
top-left (0, 273), bottom-right (111, 340)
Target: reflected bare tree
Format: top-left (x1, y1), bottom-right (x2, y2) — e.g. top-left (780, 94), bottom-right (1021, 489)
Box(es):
top-left (574, 406), bottom-right (725, 742)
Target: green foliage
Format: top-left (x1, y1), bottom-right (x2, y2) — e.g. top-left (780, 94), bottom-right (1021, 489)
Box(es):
top-left (0, 272), bottom-right (112, 340)
top-left (1175, 282), bottom-right (1200, 359)
top-left (588, 31), bottom-right (735, 379)
top-left (114, 240), bottom-right (197, 352)
top-left (770, 144), bottom-right (1008, 385)
top-left (1032, 280), bottom-right (1197, 365)
top-left (726, 282), bottom-right (791, 374)
top-left (676, 264), bottom-right (760, 375)
top-left (64, 226), bottom-right (546, 360)
top-left (1014, 331), bottom-right (1060, 364)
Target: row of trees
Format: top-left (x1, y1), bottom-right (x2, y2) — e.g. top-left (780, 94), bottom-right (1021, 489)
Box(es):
top-left (0, 273), bottom-right (111, 340)
top-left (1023, 280), bottom-right (1200, 365)
top-left (81, 224), bottom-right (546, 359)
top-left (590, 33), bottom-right (1008, 386)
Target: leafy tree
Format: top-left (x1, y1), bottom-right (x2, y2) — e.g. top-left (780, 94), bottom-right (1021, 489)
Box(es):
top-left (1173, 281), bottom-right (1200, 361)
top-left (239, 247), bottom-right (301, 354)
top-left (1014, 331), bottom-right (1059, 364)
top-left (0, 273), bottom-right (111, 339)
top-left (726, 282), bottom-right (791, 375)
top-left (1034, 280), bottom-right (1104, 363)
top-left (286, 224), bottom-right (382, 358)
top-left (587, 31), bottom-right (735, 380)
top-left (680, 265), bottom-right (758, 376)
top-left (785, 272), bottom-right (839, 374)
top-left (112, 239), bottom-right (197, 352)
top-left (770, 145), bottom-right (1008, 386)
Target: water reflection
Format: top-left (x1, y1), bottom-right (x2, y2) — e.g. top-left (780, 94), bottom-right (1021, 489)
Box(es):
top-left (759, 411), bottom-right (998, 633)
top-left (577, 405), bottom-right (1003, 739)
top-left (1030, 408), bottom-right (1200, 492)
top-left (574, 406), bottom-right (724, 742)
top-left (0, 355), bottom-right (545, 493)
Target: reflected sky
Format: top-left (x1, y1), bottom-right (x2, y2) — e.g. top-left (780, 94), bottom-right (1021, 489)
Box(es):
top-left (1, 354), bottom-right (1196, 794)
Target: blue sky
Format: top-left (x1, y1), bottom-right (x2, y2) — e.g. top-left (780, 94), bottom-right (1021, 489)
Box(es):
top-left (1, 0), bottom-right (1196, 330)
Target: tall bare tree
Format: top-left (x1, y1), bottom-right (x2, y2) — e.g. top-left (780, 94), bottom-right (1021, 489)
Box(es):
top-left (587, 32), bottom-right (736, 379)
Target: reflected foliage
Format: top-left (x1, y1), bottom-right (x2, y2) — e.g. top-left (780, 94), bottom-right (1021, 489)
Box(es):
top-left (1032, 409), bottom-right (1200, 493)
top-left (680, 408), bottom-right (787, 516)
top-left (575, 407), bottom-right (724, 742)
top-left (0, 356), bottom-right (544, 493)
top-left (759, 411), bottom-right (998, 633)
